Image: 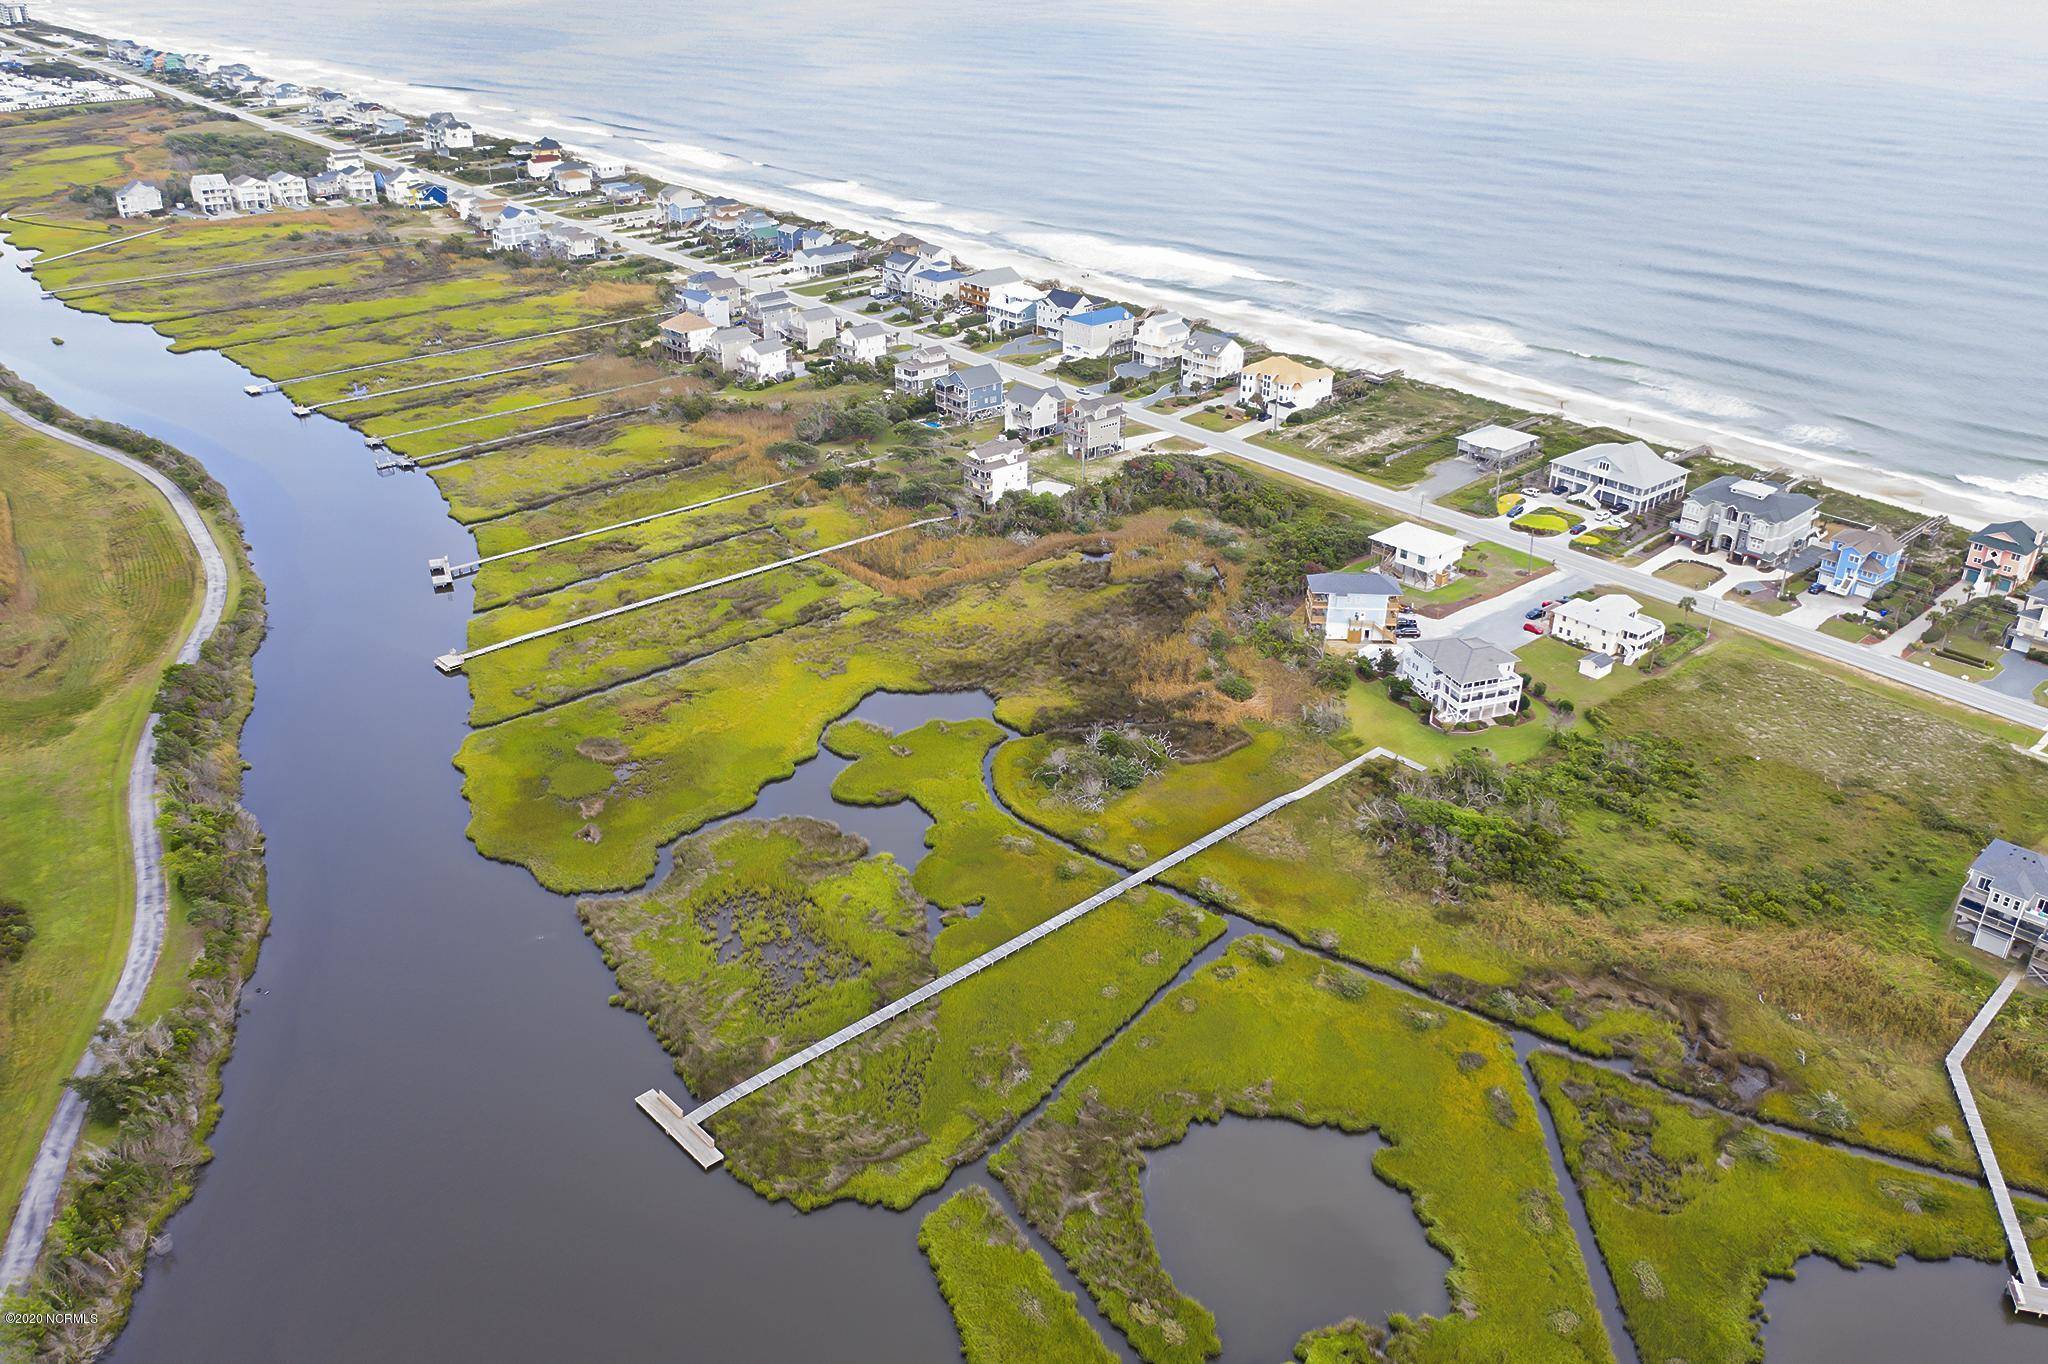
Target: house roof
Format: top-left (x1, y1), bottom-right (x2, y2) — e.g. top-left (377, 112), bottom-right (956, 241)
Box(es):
top-left (1243, 355), bottom-right (1334, 386)
top-left (1067, 305), bottom-right (1133, 327)
top-left (844, 322), bottom-right (889, 340)
top-left (659, 312), bottom-right (715, 334)
top-left (1553, 593), bottom-right (1652, 631)
top-left (1460, 424), bottom-right (1538, 455)
top-left (1973, 520), bottom-right (2041, 554)
top-left (1044, 289), bottom-right (1091, 311)
top-left (969, 438), bottom-right (1029, 470)
top-left (1407, 635), bottom-right (1520, 686)
top-left (965, 267), bottom-right (1022, 288)
top-left (2028, 581), bottom-right (2048, 606)
top-left (1371, 521), bottom-right (1466, 561)
top-left (1549, 439), bottom-right (1683, 487)
top-left (118, 180), bottom-right (153, 195)
top-left (1305, 571), bottom-right (1401, 597)
top-left (1006, 380), bottom-right (1069, 407)
top-left (1184, 330), bottom-right (1239, 357)
top-left (939, 362), bottom-right (1002, 389)
top-left (898, 345), bottom-right (950, 369)
top-left (1687, 474), bottom-right (1820, 522)
top-left (1071, 394), bottom-right (1124, 419)
top-left (1971, 839), bottom-right (2048, 904)
top-left (1831, 527), bottom-right (1903, 555)
top-left (710, 326), bottom-right (757, 346)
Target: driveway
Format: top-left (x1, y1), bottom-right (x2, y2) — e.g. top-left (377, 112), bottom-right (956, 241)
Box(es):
top-left (1421, 569), bottom-right (1589, 653)
top-left (1986, 649), bottom-right (2048, 703)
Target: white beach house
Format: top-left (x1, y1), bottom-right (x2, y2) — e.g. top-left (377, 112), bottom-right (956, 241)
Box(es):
top-left (1370, 522), bottom-right (1465, 589)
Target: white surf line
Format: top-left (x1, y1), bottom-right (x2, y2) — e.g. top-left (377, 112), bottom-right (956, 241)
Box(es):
top-left (434, 515), bottom-right (947, 673)
top-left (0, 396), bottom-right (230, 1293)
top-left (1945, 971), bottom-right (2048, 1317)
top-left (370, 376), bottom-right (680, 446)
top-left (639, 745), bottom-right (1424, 1167)
top-left (243, 311), bottom-right (668, 393)
top-left (42, 246), bottom-right (377, 297)
top-left (28, 225), bottom-right (169, 265)
top-left (299, 351), bottom-right (594, 413)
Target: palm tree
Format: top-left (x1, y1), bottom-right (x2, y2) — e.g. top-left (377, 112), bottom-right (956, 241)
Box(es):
top-left (1678, 594), bottom-right (1698, 620)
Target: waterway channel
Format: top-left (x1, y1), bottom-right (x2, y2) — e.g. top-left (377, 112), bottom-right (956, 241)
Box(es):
top-left (2, 231), bottom-right (2040, 1361)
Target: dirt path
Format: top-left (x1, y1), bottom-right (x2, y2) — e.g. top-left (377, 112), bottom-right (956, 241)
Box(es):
top-left (0, 394), bottom-right (230, 1292)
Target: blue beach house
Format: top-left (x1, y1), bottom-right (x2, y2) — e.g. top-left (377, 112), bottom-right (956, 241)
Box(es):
top-left (1816, 527), bottom-right (1904, 597)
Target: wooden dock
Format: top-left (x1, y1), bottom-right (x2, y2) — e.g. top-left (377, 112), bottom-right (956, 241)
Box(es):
top-left (432, 515), bottom-right (949, 674)
top-left (635, 1089), bottom-right (724, 1169)
top-left (641, 745), bottom-right (1424, 1149)
top-left (1945, 971), bottom-right (2048, 1318)
top-left (244, 311), bottom-right (667, 398)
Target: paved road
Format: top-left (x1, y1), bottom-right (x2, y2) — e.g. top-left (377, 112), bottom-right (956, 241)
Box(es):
top-left (22, 35), bottom-right (2048, 746)
top-left (0, 396), bottom-right (231, 1292)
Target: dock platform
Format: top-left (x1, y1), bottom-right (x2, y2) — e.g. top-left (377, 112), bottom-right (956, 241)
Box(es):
top-left (1946, 971), bottom-right (2048, 1318)
top-left (635, 1089), bottom-right (723, 1169)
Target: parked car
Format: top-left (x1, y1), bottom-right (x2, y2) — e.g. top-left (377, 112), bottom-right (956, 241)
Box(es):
top-left (1524, 607), bottom-right (1547, 621)
top-left (1395, 624), bottom-right (1421, 639)
top-left (1523, 622), bottom-right (1545, 635)
top-left (1571, 522), bottom-right (1588, 534)
top-left (1505, 502), bottom-right (1527, 519)
top-left (1807, 582), bottom-right (1826, 595)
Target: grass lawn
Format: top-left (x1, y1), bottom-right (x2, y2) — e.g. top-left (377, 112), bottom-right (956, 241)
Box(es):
top-left (919, 1187), bottom-right (1113, 1363)
top-left (1819, 614), bottom-right (1877, 643)
top-left (1516, 635), bottom-right (1658, 710)
top-left (1397, 540), bottom-right (1546, 614)
top-left (1184, 407), bottom-right (1250, 433)
top-left (1653, 559), bottom-right (1725, 590)
top-left (1535, 1053), bottom-right (2045, 1364)
top-left (993, 940), bottom-right (1610, 1364)
top-left (0, 412), bottom-right (201, 1237)
top-left (1511, 510), bottom-right (1572, 535)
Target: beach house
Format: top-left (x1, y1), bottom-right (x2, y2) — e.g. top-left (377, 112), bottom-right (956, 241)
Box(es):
top-left (1133, 311), bottom-right (1191, 368)
top-left (335, 165), bottom-right (377, 203)
top-left (836, 322), bottom-right (890, 365)
top-left (934, 363), bottom-right (1005, 424)
top-left (908, 266), bottom-right (969, 308)
top-left (1369, 522), bottom-right (1465, 589)
top-left (779, 307), bottom-right (838, 352)
top-left (1546, 441), bottom-right (1686, 515)
top-left (958, 267), bottom-right (1021, 312)
top-left (1399, 637), bottom-right (1526, 727)
top-left (424, 118), bottom-right (474, 153)
top-left (265, 171), bottom-right (309, 208)
top-left (1238, 356), bottom-right (1334, 418)
top-left (1180, 331), bottom-right (1245, 389)
top-left (228, 175), bottom-right (273, 212)
top-left (1951, 840), bottom-right (2048, 982)
top-left (986, 279), bottom-right (1048, 333)
top-left (658, 312), bottom-right (717, 360)
top-left (708, 326), bottom-right (760, 371)
top-left (964, 438), bottom-right (1032, 508)
top-left (1304, 571), bottom-right (1404, 646)
top-left (1458, 424), bottom-right (1540, 469)
top-left (1816, 527), bottom-right (1905, 597)
top-left (551, 164), bottom-right (595, 195)
top-left (189, 172), bottom-right (232, 215)
top-left (737, 337), bottom-right (791, 383)
top-left (793, 242), bottom-right (859, 277)
top-left (657, 187), bottom-right (704, 228)
top-left (1036, 289), bottom-right (1097, 337)
top-left (893, 345), bottom-right (952, 395)
top-left (113, 180), bottom-right (161, 217)
top-left (1672, 476), bottom-right (1820, 567)
top-left (489, 204), bottom-right (545, 251)
top-left (1063, 394), bottom-right (1126, 461)
top-left (1004, 381), bottom-right (1071, 440)
top-left (1548, 594), bottom-right (1666, 664)
top-left (545, 225), bottom-right (601, 260)
top-left (1061, 305), bottom-right (1137, 360)
top-left (1963, 520), bottom-right (2042, 597)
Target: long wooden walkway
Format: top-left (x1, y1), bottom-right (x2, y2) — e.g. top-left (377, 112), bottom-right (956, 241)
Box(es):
top-left (42, 246), bottom-right (376, 298)
top-left (1946, 971), bottom-right (2048, 1316)
top-left (638, 745), bottom-right (1423, 1169)
top-left (366, 375), bottom-right (682, 448)
top-left (26, 225), bottom-right (168, 266)
top-left (434, 515), bottom-right (947, 673)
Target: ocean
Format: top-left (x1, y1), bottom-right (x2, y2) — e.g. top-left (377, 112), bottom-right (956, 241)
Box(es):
top-left (44, 0), bottom-right (2048, 520)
